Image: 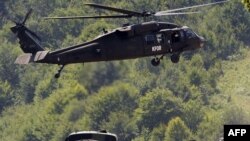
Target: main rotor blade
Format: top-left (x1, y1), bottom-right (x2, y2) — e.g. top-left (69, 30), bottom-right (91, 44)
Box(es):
top-left (156, 0), bottom-right (229, 14)
top-left (44, 15), bottom-right (132, 20)
top-left (84, 3), bottom-right (143, 16)
top-left (22, 9), bottom-right (33, 25)
top-left (155, 11), bottom-right (200, 16)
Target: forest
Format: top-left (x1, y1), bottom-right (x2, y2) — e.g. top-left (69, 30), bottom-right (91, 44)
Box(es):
top-left (0, 0), bottom-right (250, 141)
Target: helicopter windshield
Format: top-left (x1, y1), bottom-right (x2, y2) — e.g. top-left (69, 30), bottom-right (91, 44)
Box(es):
top-left (185, 28), bottom-right (197, 39)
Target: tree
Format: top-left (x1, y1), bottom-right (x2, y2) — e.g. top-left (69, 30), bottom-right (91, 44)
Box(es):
top-left (135, 88), bottom-right (182, 131)
top-left (101, 112), bottom-right (137, 141)
top-left (196, 110), bottom-right (224, 141)
top-left (165, 117), bottom-right (193, 141)
top-left (181, 101), bottom-right (204, 132)
top-left (0, 81), bottom-right (14, 112)
top-left (84, 82), bottom-right (138, 129)
top-left (149, 124), bottom-right (166, 141)
top-left (243, 0), bottom-right (250, 11)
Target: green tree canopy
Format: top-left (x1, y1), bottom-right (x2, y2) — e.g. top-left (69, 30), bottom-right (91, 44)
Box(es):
top-left (243, 0), bottom-right (250, 11)
top-left (164, 117), bottom-right (193, 141)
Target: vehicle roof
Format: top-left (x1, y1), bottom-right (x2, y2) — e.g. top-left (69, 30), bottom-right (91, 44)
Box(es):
top-left (68, 131), bottom-right (117, 136)
top-left (65, 131), bottom-right (118, 141)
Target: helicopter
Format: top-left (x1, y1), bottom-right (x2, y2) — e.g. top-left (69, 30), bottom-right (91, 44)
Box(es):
top-left (11, 1), bottom-right (229, 78)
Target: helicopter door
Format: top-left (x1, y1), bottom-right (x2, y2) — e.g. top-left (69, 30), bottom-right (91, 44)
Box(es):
top-left (170, 30), bottom-right (184, 52)
top-left (144, 34), bottom-right (164, 55)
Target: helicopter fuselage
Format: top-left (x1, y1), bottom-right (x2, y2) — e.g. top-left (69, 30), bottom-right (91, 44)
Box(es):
top-left (40, 21), bottom-right (204, 65)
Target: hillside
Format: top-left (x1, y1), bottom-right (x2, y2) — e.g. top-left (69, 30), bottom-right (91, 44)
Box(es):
top-left (218, 51), bottom-right (250, 118)
top-left (0, 1), bottom-right (250, 141)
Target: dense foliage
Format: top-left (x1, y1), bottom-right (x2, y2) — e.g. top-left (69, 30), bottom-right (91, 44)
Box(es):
top-left (243, 0), bottom-right (250, 11)
top-left (0, 0), bottom-right (249, 141)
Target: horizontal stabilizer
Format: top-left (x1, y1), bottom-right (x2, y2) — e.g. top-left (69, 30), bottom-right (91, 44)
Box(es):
top-left (15, 53), bottom-right (33, 64)
top-left (15, 51), bottom-right (49, 64)
top-left (34, 51), bottom-right (49, 61)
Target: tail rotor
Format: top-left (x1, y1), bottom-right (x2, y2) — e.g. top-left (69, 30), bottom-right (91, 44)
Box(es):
top-left (10, 9), bottom-right (44, 54)
top-left (10, 9), bottom-right (33, 34)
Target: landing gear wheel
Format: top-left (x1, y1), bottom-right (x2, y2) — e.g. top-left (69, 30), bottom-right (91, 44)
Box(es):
top-left (54, 65), bottom-right (65, 79)
top-left (171, 54), bottom-right (180, 63)
top-left (54, 73), bottom-right (60, 79)
top-left (151, 58), bottom-right (160, 66)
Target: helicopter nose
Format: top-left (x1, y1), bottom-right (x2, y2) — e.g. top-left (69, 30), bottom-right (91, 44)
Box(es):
top-left (199, 36), bottom-right (206, 48)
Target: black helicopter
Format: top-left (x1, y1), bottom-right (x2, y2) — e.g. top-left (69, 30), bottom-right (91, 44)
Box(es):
top-left (11, 1), bottom-right (229, 78)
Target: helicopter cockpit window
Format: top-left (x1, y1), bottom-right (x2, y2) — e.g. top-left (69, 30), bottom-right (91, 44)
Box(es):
top-left (145, 34), bottom-right (157, 45)
top-left (171, 31), bottom-right (181, 43)
top-left (185, 29), bottom-right (197, 39)
top-left (145, 34), bottom-right (164, 45)
top-left (156, 34), bottom-right (164, 44)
